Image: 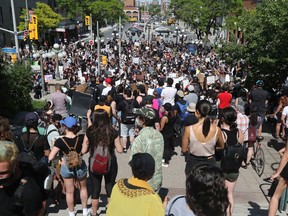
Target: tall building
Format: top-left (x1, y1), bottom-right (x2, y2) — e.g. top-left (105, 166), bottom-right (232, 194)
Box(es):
top-left (123, 0), bottom-right (136, 7)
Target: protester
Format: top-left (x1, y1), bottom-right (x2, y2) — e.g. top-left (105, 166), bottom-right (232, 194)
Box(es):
top-left (107, 153), bottom-right (165, 216)
top-left (165, 164), bottom-right (229, 216)
top-left (0, 116), bottom-right (13, 141)
top-left (48, 116), bottom-right (88, 216)
top-left (82, 109), bottom-right (123, 216)
top-left (51, 83), bottom-right (70, 118)
top-left (131, 107), bottom-right (164, 191)
top-left (182, 100), bottom-right (224, 175)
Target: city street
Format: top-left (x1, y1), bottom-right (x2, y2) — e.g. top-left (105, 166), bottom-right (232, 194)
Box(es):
top-left (44, 121), bottom-right (287, 216)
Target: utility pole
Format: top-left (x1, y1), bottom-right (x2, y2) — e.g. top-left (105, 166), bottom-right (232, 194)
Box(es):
top-left (119, 16), bottom-right (121, 69)
top-left (97, 21), bottom-right (100, 76)
top-left (10, 0), bottom-right (19, 57)
top-left (90, 14), bottom-right (93, 50)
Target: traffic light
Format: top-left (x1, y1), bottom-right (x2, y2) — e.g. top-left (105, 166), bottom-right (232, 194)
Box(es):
top-left (102, 55), bottom-right (107, 65)
top-left (28, 24), bottom-right (38, 40)
top-left (31, 15), bottom-right (38, 25)
top-left (85, 16), bottom-right (90, 26)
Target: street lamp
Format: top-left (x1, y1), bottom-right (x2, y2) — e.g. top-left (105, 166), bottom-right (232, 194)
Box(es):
top-left (32, 51), bottom-right (46, 98)
top-left (46, 43), bottom-right (66, 81)
top-left (174, 26), bottom-right (181, 45)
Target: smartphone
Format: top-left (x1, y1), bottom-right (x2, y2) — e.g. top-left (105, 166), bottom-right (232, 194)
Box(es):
top-left (158, 187), bottom-right (169, 202)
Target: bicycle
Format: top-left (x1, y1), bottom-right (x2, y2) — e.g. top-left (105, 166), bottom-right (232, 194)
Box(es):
top-left (251, 136), bottom-right (265, 176)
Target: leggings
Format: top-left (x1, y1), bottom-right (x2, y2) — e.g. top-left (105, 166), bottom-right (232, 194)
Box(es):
top-left (89, 156), bottom-right (118, 199)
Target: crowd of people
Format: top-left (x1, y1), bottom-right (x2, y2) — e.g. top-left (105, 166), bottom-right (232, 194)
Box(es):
top-left (1, 27), bottom-right (288, 216)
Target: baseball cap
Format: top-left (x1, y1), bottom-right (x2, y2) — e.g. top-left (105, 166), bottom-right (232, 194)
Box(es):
top-left (105, 78), bottom-right (112, 84)
top-left (133, 107), bottom-right (156, 120)
top-left (60, 116), bottom-right (77, 128)
top-left (187, 85), bottom-right (194, 92)
top-left (187, 103), bottom-right (196, 113)
top-left (177, 90), bottom-right (185, 98)
top-left (25, 112), bottom-right (39, 123)
top-left (256, 80), bottom-right (264, 87)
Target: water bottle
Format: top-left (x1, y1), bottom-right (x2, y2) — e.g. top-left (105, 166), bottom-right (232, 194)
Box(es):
top-left (44, 169), bottom-right (53, 190)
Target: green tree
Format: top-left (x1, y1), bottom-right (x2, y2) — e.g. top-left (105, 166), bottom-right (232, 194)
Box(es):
top-left (0, 62), bottom-right (33, 117)
top-left (18, 2), bottom-right (63, 34)
top-left (170, 0), bottom-right (243, 45)
top-left (148, 5), bottom-right (161, 17)
top-left (220, 0), bottom-right (288, 87)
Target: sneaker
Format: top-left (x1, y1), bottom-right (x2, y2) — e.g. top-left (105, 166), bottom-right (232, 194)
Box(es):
top-left (162, 162), bottom-right (169, 168)
top-left (123, 148), bottom-right (127, 153)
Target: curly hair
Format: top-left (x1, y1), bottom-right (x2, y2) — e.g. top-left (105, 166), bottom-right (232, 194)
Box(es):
top-left (186, 164), bottom-right (229, 216)
top-left (88, 109), bottom-right (114, 149)
top-left (0, 116), bottom-right (12, 141)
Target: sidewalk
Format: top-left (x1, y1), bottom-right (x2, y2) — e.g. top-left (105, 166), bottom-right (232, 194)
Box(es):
top-left (46, 126), bottom-right (287, 216)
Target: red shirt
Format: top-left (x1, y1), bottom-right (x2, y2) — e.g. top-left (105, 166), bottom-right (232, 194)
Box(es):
top-left (218, 91), bottom-right (232, 109)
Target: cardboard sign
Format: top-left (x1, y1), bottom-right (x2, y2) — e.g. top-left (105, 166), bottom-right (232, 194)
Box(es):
top-left (207, 76), bottom-right (216, 85)
top-left (44, 74), bottom-right (53, 82)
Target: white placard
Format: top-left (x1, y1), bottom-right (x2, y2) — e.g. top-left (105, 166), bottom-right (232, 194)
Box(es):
top-left (182, 79), bottom-right (189, 88)
top-left (207, 76), bottom-right (216, 85)
top-left (132, 57), bottom-right (140, 64)
top-left (45, 74), bottom-right (53, 82)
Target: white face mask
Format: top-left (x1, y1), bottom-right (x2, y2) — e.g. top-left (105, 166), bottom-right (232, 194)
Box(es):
top-left (135, 118), bottom-right (142, 127)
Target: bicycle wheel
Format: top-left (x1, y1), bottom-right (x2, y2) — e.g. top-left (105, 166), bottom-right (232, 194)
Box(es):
top-left (254, 147), bottom-right (265, 176)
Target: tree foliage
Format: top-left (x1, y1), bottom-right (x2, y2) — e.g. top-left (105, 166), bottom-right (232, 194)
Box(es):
top-left (170, 0), bottom-right (243, 42)
top-left (220, 0), bottom-right (288, 87)
top-left (148, 5), bottom-right (161, 17)
top-left (0, 62), bottom-right (33, 117)
top-left (56, 0), bottom-right (125, 27)
top-left (18, 2), bottom-right (63, 34)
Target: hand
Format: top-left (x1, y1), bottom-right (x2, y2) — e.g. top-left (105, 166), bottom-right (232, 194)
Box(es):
top-left (87, 109), bottom-right (92, 118)
top-left (163, 196), bottom-right (169, 207)
top-left (270, 172), bottom-right (280, 181)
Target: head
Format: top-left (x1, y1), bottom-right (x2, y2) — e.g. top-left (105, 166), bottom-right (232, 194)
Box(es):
top-left (158, 79), bottom-right (164, 87)
top-left (55, 83), bottom-right (61, 91)
top-left (25, 112), bottom-right (39, 130)
top-left (0, 141), bottom-right (19, 185)
top-left (105, 77), bottom-right (112, 86)
top-left (90, 76), bottom-right (96, 85)
top-left (195, 100), bottom-right (212, 137)
top-left (177, 90), bottom-right (185, 99)
top-left (51, 114), bottom-right (62, 128)
top-left (220, 107), bottom-right (238, 130)
top-left (0, 116), bottom-right (12, 141)
top-left (221, 83), bottom-right (229, 92)
top-left (186, 164), bottom-right (229, 216)
top-left (124, 88), bottom-right (132, 98)
top-left (167, 78), bottom-right (174, 87)
top-left (187, 85), bottom-right (194, 93)
top-left (129, 153), bottom-right (155, 181)
top-left (137, 85), bottom-right (146, 94)
top-left (187, 103), bottom-right (196, 114)
top-left (60, 116), bottom-right (80, 134)
top-left (133, 107), bottom-right (156, 127)
top-left (256, 80), bottom-right (264, 87)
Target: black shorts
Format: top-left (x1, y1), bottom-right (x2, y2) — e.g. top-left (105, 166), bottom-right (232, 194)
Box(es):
top-left (280, 163), bottom-right (288, 180)
top-left (276, 112), bottom-right (282, 124)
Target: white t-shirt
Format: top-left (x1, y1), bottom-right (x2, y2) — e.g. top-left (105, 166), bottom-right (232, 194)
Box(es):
top-left (46, 124), bottom-right (60, 148)
top-left (101, 86), bottom-right (112, 96)
top-left (282, 106), bottom-right (288, 128)
top-left (161, 86), bottom-right (177, 106)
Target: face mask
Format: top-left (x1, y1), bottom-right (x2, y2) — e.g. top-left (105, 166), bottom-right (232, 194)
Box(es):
top-left (136, 118), bottom-right (142, 127)
top-left (0, 177), bottom-right (9, 186)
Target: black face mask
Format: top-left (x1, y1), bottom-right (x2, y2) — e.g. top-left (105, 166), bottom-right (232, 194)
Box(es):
top-left (0, 177), bottom-right (9, 186)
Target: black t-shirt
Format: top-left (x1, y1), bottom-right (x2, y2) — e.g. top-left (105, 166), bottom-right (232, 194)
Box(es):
top-left (116, 99), bottom-right (139, 113)
top-left (15, 132), bottom-right (50, 160)
top-left (250, 88), bottom-right (268, 114)
top-left (183, 114), bottom-right (198, 127)
top-left (0, 175), bottom-right (42, 216)
top-left (113, 94), bottom-right (125, 105)
top-left (86, 127), bottom-right (118, 155)
top-left (54, 135), bottom-right (84, 156)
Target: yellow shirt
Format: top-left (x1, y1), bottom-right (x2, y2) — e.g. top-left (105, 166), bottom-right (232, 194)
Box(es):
top-left (107, 177), bottom-right (164, 216)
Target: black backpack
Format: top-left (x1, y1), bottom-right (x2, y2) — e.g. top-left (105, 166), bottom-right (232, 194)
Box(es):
top-left (121, 100), bottom-right (136, 124)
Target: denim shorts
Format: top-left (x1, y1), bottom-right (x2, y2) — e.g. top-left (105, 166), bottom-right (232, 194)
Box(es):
top-left (120, 123), bottom-right (135, 137)
top-left (60, 160), bottom-right (87, 179)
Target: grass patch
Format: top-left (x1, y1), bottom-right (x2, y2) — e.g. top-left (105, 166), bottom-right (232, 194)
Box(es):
top-left (31, 100), bottom-right (46, 110)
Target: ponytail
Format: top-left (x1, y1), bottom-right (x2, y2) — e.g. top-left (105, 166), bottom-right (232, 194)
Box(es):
top-left (202, 116), bottom-right (211, 137)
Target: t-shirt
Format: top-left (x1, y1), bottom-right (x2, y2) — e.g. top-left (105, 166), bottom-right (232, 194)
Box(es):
top-left (102, 86), bottom-right (112, 96)
top-left (183, 114), bottom-right (198, 127)
top-left (250, 88), bottom-right (268, 114)
top-left (54, 135), bottom-right (84, 156)
top-left (161, 86), bottom-right (177, 106)
top-left (0, 175), bottom-right (43, 216)
top-left (51, 92), bottom-right (69, 116)
top-left (282, 106), bottom-right (288, 128)
top-left (46, 124), bottom-right (60, 148)
top-left (218, 91), bottom-right (232, 109)
top-left (184, 93), bottom-right (198, 104)
top-left (15, 132), bottom-right (50, 160)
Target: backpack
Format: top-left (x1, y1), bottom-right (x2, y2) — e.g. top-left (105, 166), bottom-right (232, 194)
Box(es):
top-left (176, 101), bottom-right (189, 121)
top-left (248, 126), bottom-right (257, 142)
top-left (221, 131), bottom-right (245, 171)
top-left (61, 137), bottom-right (82, 169)
top-left (17, 135), bottom-right (48, 172)
top-left (90, 145), bottom-right (111, 175)
top-left (121, 100), bottom-right (136, 124)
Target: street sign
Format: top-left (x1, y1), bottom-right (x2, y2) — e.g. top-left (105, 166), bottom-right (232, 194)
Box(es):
top-left (89, 40), bottom-right (93, 45)
top-left (2, 47), bottom-right (16, 53)
top-left (24, 30), bottom-right (29, 36)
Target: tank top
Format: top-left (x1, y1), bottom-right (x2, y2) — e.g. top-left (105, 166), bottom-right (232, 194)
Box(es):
top-left (222, 128), bottom-right (238, 147)
top-left (161, 115), bottom-right (175, 136)
top-left (189, 126), bottom-right (218, 157)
